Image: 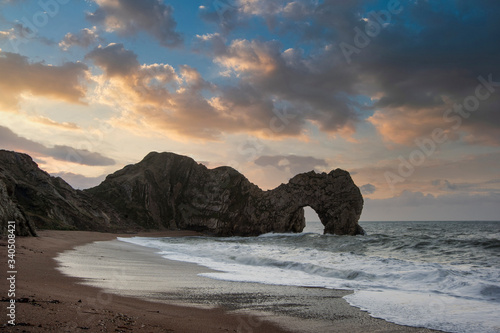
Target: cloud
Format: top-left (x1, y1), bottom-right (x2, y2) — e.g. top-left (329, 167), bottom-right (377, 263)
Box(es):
top-left (86, 43), bottom-right (139, 77)
top-left (59, 27), bottom-right (101, 50)
top-left (199, 0), bottom-right (320, 34)
top-left (87, 0), bottom-right (183, 47)
top-left (381, 190), bottom-right (437, 207)
top-left (85, 40), bottom-right (360, 141)
top-left (354, 2), bottom-right (500, 145)
top-left (0, 29), bottom-right (15, 41)
top-left (363, 190), bottom-right (500, 221)
top-left (0, 125), bottom-right (115, 166)
top-left (212, 38), bottom-right (361, 137)
top-left (50, 171), bottom-right (106, 189)
top-left (1, 22), bottom-right (56, 47)
top-left (199, 1), bottom-right (500, 145)
top-left (29, 116), bottom-right (81, 130)
top-left (85, 43), bottom-right (308, 140)
top-left (360, 183), bottom-right (377, 195)
top-left (87, 1), bottom-right (500, 144)
top-left (198, 0), bottom-right (240, 33)
top-left (254, 154), bottom-right (328, 175)
top-left (432, 179), bottom-right (500, 193)
top-left (0, 51), bottom-right (88, 110)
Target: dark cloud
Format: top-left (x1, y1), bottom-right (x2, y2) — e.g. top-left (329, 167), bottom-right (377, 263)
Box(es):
top-left (87, 0), bottom-right (183, 48)
top-left (254, 155), bottom-right (328, 174)
top-left (200, 0), bottom-right (365, 40)
top-left (0, 51), bottom-right (88, 109)
top-left (59, 27), bottom-right (101, 51)
top-left (86, 43), bottom-right (139, 77)
top-left (360, 183), bottom-right (377, 195)
top-left (199, 0), bottom-right (241, 33)
top-left (0, 126), bottom-right (115, 166)
top-left (198, 0), bottom-right (500, 144)
top-left (348, 1), bottom-right (500, 145)
top-left (211, 39), bottom-right (361, 137)
top-left (0, 22), bottom-right (56, 47)
top-left (432, 179), bottom-right (500, 193)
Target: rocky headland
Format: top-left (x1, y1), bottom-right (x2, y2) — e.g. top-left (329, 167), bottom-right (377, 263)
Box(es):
top-left (0, 150), bottom-right (132, 236)
top-left (0, 150), bottom-right (364, 236)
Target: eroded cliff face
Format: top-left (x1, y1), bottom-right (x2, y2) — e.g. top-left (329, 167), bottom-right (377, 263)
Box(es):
top-left (0, 150), bottom-right (132, 236)
top-left (86, 152), bottom-right (364, 236)
top-left (0, 150), bottom-right (364, 236)
top-left (84, 152), bottom-right (264, 234)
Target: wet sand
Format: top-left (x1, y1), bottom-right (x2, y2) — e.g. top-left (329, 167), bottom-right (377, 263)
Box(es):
top-left (1, 230), bottom-right (440, 332)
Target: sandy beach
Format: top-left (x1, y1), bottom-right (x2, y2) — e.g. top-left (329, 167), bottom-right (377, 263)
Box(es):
top-left (1, 230), bottom-right (440, 332)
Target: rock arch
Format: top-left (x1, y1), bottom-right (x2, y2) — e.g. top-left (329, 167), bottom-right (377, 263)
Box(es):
top-left (257, 170), bottom-right (365, 236)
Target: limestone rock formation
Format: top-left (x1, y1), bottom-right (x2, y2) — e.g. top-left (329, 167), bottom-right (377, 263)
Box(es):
top-left (0, 150), bottom-right (364, 236)
top-left (85, 152), bottom-right (263, 234)
top-left (260, 170), bottom-right (365, 236)
top-left (0, 150), bottom-right (132, 236)
top-left (86, 152), bottom-right (364, 236)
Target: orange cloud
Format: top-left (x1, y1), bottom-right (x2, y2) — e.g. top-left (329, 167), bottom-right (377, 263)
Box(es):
top-left (29, 115), bottom-right (81, 130)
top-left (367, 106), bottom-right (452, 146)
top-left (0, 51), bottom-right (88, 111)
top-left (86, 43), bottom-right (309, 141)
top-left (215, 39), bottom-right (280, 75)
top-left (86, 41), bottom-right (363, 142)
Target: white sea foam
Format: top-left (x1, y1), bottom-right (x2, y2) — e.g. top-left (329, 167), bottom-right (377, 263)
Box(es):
top-left (118, 221), bottom-right (500, 333)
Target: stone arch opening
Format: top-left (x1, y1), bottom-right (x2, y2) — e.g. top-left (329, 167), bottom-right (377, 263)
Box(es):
top-left (302, 206), bottom-right (323, 234)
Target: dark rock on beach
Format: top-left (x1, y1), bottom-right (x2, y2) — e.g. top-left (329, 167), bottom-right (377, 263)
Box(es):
top-left (0, 150), bottom-right (364, 236)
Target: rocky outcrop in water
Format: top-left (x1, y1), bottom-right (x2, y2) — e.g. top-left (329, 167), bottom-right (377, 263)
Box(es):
top-left (86, 152), bottom-right (364, 236)
top-left (262, 170), bottom-right (365, 236)
top-left (0, 150), bottom-right (364, 236)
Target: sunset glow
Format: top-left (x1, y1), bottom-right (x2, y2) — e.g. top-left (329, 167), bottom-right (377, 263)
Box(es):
top-left (1, 0), bottom-right (499, 220)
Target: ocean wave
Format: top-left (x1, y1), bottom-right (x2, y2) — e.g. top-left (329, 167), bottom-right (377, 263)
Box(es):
top-left (119, 221), bottom-right (500, 333)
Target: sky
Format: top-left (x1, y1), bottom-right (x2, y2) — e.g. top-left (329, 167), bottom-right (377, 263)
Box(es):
top-left (0, 0), bottom-right (499, 222)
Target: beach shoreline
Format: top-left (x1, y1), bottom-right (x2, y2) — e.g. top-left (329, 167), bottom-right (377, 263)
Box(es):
top-left (1, 230), bottom-right (440, 332)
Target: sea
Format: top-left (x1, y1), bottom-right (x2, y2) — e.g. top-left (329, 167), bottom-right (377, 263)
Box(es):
top-left (119, 221), bottom-right (500, 333)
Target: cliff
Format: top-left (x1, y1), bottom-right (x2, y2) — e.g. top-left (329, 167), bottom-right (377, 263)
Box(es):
top-left (0, 150), bottom-right (133, 236)
top-left (0, 150), bottom-right (364, 236)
